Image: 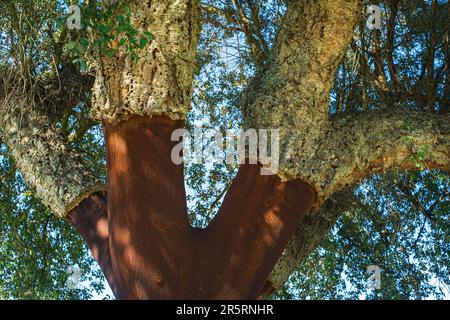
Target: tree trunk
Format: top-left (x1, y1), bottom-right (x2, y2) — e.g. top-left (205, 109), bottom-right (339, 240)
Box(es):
top-left (67, 192), bottom-right (118, 296)
top-left (2, 0), bottom-right (449, 300)
top-left (100, 115), bottom-right (315, 299)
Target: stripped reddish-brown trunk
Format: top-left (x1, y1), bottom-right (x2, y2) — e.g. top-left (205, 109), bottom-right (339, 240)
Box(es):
top-left (69, 116), bottom-right (315, 299)
top-left (67, 192), bottom-right (118, 297)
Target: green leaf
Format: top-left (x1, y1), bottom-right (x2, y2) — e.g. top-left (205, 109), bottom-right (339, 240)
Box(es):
top-left (66, 41), bottom-right (76, 50)
top-left (97, 24), bottom-right (110, 34)
top-left (118, 38), bottom-right (127, 46)
top-left (139, 37), bottom-right (149, 49)
top-left (144, 31), bottom-right (155, 41)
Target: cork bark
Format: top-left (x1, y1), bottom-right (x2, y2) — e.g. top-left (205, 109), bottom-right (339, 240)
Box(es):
top-left (91, 0), bottom-right (201, 124)
top-left (247, 0), bottom-right (450, 292)
top-left (244, 1), bottom-right (363, 191)
top-left (0, 109), bottom-right (104, 218)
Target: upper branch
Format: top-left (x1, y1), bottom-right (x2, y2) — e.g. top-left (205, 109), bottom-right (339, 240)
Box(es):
top-left (91, 0), bottom-right (201, 124)
top-left (266, 106), bottom-right (449, 291)
top-left (244, 0), bottom-right (363, 129)
top-left (280, 109), bottom-right (450, 203)
top-left (0, 72), bottom-right (104, 217)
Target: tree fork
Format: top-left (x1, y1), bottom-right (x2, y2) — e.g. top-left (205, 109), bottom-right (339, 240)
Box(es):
top-left (102, 116), bottom-right (315, 299)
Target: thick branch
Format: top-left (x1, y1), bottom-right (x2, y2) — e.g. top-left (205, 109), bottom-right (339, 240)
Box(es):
top-left (40, 64), bottom-right (94, 120)
top-left (0, 67), bottom-right (110, 297)
top-left (91, 0), bottom-right (201, 124)
top-left (243, 0), bottom-right (364, 190)
top-left (244, 0), bottom-right (362, 130)
top-left (0, 107), bottom-right (104, 217)
top-left (262, 109), bottom-right (449, 294)
top-left (265, 189), bottom-right (357, 294)
top-left (277, 110), bottom-right (449, 202)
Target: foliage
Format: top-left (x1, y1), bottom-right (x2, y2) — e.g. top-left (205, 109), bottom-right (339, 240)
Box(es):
top-left (0, 142), bottom-right (107, 299)
top-left (273, 170), bottom-right (449, 299)
top-left (63, 0), bottom-right (155, 68)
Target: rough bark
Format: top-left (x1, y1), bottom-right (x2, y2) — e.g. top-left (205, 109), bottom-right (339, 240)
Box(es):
top-left (244, 0), bottom-right (362, 129)
top-left (266, 189), bottom-right (357, 293)
top-left (264, 109), bottom-right (449, 293)
top-left (0, 107), bottom-right (105, 218)
top-left (91, 0), bottom-right (201, 124)
top-left (277, 110), bottom-right (449, 203)
top-left (2, 0), bottom-right (449, 300)
top-left (243, 0), bottom-right (363, 189)
top-left (241, 0), bottom-right (450, 293)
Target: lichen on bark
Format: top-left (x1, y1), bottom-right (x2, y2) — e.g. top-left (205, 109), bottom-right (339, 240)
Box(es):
top-left (278, 110), bottom-right (449, 203)
top-left (267, 109), bottom-right (450, 289)
top-left (0, 109), bottom-right (105, 218)
top-left (243, 0), bottom-right (449, 201)
top-left (241, 0), bottom-right (449, 293)
top-left (91, 0), bottom-right (201, 124)
top-left (267, 109), bottom-right (450, 290)
top-left (244, 0), bottom-right (362, 126)
top-left (243, 0), bottom-right (362, 186)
